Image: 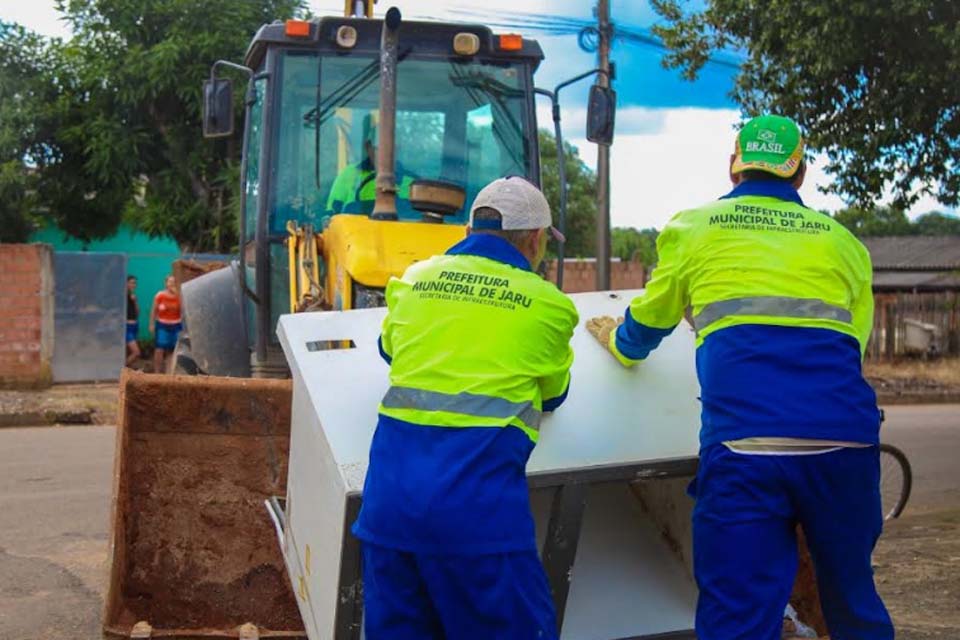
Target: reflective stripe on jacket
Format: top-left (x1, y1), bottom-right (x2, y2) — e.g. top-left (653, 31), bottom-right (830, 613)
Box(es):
top-left (378, 234), bottom-right (578, 442)
top-left (353, 233), bottom-right (578, 554)
top-left (613, 180), bottom-right (880, 447)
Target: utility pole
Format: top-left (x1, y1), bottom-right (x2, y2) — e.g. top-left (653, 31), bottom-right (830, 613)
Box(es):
top-left (595, 0), bottom-right (612, 290)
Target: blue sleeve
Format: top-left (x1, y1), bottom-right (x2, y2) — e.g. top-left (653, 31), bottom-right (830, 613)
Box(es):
top-left (614, 307), bottom-right (677, 361)
top-left (377, 335), bottom-right (392, 364)
top-left (542, 377), bottom-right (570, 412)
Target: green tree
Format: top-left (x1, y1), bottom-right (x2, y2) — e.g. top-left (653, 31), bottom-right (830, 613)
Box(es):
top-left (538, 129), bottom-right (597, 257)
top-left (651, 0), bottom-right (960, 211)
top-left (832, 206), bottom-right (912, 237)
top-left (913, 212), bottom-right (960, 236)
top-left (612, 227), bottom-right (659, 265)
top-left (4, 1), bottom-right (305, 250)
top-left (0, 22), bottom-right (61, 242)
top-left (59, 0), bottom-right (307, 251)
top-left (0, 20), bottom-right (125, 243)
top-left (833, 207), bottom-right (960, 237)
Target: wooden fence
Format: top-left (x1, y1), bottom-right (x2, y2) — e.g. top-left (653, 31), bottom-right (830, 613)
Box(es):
top-left (867, 291), bottom-right (960, 360)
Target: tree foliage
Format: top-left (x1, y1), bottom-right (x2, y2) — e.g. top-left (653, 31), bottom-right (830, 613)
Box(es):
top-left (651, 0), bottom-right (960, 211)
top-left (833, 207), bottom-right (960, 237)
top-left (0, 22), bottom-right (67, 242)
top-left (612, 227), bottom-right (659, 265)
top-left (912, 212), bottom-right (960, 236)
top-left (832, 206), bottom-right (912, 237)
top-left (538, 129), bottom-right (598, 257)
top-left (2, 0), bottom-right (305, 250)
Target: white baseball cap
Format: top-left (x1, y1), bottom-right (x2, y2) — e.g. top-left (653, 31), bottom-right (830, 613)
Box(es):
top-left (469, 176), bottom-right (565, 242)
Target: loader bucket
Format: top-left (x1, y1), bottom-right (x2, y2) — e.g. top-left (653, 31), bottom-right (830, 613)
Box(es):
top-left (103, 370), bottom-right (305, 639)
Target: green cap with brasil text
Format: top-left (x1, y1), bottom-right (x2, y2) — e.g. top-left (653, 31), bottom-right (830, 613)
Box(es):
top-left (731, 115), bottom-right (804, 178)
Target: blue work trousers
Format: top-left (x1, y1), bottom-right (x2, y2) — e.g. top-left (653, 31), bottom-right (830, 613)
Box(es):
top-left (361, 542), bottom-right (557, 640)
top-left (690, 444), bottom-right (894, 640)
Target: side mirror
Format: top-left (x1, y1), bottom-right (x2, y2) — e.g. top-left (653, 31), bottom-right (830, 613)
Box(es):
top-left (203, 78), bottom-right (234, 138)
top-left (586, 84), bottom-right (616, 146)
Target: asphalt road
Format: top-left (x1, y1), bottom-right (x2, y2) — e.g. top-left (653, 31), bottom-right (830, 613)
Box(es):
top-left (0, 406), bottom-right (956, 640)
top-left (0, 426), bottom-right (114, 640)
top-left (881, 404), bottom-right (960, 512)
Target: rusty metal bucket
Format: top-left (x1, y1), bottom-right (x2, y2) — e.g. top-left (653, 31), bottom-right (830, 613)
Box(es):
top-left (103, 370), bottom-right (305, 639)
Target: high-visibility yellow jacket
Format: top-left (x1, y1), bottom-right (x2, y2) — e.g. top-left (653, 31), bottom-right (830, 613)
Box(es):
top-left (353, 233), bottom-right (578, 554)
top-left (326, 159), bottom-right (413, 214)
top-left (612, 180), bottom-right (880, 448)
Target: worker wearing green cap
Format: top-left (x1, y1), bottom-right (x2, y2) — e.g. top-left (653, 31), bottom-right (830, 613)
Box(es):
top-left (587, 115), bottom-right (893, 639)
top-left (326, 116), bottom-right (414, 216)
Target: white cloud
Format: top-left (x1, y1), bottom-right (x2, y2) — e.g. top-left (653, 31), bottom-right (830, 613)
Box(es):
top-left (0, 0), bottom-right (71, 38)
top-left (583, 107), bottom-right (740, 229)
top-left (537, 104), bottom-right (667, 139)
top-left (555, 107), bottom-right (950, 231)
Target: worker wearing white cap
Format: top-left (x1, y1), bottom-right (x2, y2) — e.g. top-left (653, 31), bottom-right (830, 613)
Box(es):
top-left (353, 176), bottom-right (576, 639)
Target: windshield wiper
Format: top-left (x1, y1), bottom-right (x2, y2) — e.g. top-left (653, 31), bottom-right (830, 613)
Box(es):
top-left (448, 65), bottom-right (526, 162)
top-left (304, 47), bottom-right (413, 130)
top-left (306, 49), bottom-right (412, 190)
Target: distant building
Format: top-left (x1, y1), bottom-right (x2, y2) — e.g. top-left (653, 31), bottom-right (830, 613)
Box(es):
top-left (863, 236), bottom-right (960, 292)
top-left (861, 236), bottom-right (960, 358)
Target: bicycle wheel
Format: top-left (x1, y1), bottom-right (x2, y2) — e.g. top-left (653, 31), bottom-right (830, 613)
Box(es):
top-left (879, 443), bottom-right (912, 520)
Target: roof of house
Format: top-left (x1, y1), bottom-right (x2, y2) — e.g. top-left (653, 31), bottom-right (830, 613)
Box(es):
top-left (872, 270), bottom-right (960, 291)
top-left (861, 236), bottom-right (960, 271)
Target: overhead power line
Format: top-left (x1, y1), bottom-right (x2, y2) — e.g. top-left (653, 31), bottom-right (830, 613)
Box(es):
top-left (311, 3), bottom-right (742, 71)
top-left (441, 7), bottom-right (743, 71)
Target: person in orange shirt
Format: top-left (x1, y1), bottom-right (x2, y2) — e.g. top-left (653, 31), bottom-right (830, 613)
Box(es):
top-left (149, 275), bottom-right (182, 374)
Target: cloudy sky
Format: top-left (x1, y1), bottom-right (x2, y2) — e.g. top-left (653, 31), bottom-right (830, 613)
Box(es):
top-left (1, 0), bottom-right (952, 230)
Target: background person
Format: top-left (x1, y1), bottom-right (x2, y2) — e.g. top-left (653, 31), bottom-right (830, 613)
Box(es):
top-left (149, 275), bottom-right (182, 375)
top-left (125, 275), bottom-right (140, 366)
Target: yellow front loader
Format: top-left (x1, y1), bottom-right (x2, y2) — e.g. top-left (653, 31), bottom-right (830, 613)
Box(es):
top-left (104, 5), bottom-right (558, 638)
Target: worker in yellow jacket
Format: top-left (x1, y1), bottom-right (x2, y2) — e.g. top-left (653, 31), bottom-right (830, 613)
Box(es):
top-left (326, 121), bottom-right (413, 216)
top-left (354, 177), bottom-right (576, 639)
top-left (589, 115), bottom-right (893, 640)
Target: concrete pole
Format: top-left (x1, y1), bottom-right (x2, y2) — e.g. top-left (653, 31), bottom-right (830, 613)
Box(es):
top-left (595, 0), bottom-right (612, 290)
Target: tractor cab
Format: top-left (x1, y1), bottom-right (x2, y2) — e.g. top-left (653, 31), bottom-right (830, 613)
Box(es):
top-left (205, 15), bottom-right (545, 371)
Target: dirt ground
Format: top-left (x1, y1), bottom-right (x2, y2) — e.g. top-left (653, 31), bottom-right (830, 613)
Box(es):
top-left (0, 383), bottom-right (118, 426)
top-left (866, 358), bottom-right (960, 403)
top-left (787, 507), bottom-right (960, 640)
top-left (0, 356), bottom-right (158, 427)
top-left (874, 508), bottom-right (960, 639)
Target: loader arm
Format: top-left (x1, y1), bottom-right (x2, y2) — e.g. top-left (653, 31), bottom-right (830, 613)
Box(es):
top-left (286, 221), bottom-right (326, 313)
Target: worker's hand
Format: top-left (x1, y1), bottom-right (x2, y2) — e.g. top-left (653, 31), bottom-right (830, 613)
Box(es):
top-left (148, 323), bottom-right (155, 336)
top-left (586, 315), bottom-right (622, 349)
top-left (586, 315), bottom-right (641, 367)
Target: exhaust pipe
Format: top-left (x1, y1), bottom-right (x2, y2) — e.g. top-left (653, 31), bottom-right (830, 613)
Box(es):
top-left (372, 7), bottom-right (401, 221)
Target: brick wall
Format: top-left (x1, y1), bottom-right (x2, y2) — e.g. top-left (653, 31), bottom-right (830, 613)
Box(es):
top-left (0, 244), bottom-right (54, 388)
top-left (544, 259), bottom-right (647, 293)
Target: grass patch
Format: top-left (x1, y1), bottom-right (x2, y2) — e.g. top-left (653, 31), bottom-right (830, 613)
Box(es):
top-left (866, 358), bottom-right (960, 388)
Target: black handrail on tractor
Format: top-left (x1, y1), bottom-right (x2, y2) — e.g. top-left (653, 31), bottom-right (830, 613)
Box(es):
top-left (535, 68), bottom-right (609, 290)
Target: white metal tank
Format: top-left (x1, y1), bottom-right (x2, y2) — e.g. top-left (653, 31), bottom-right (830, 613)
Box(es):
top-left (275, 290), bottom-right (702, 639)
